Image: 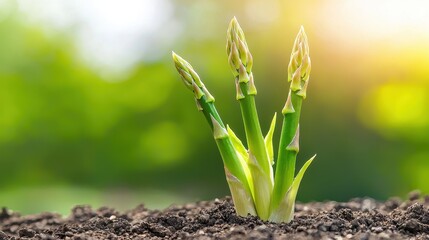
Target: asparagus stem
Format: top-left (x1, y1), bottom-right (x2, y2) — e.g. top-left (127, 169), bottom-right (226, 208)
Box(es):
top-left (271, 27), bottom-right (312, 212)
top-left (238, 82), bottom-right (273, 219)
top-left (271, 92), bottom-right (303, 210)
top-left (210, 114), bottom-right (256, 216)
top-left (201, 98), bottom-right (256, 216)
top-left (172, 52), bottom-right (255, 216)
top-left (227, 17), bottom-right (273, 220)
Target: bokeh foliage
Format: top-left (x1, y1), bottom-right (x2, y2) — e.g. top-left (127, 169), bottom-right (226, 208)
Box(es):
top-left (1, 0), bottom-right (429, 214)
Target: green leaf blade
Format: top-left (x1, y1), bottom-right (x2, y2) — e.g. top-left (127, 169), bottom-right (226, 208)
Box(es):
top-left (269, 155), bottom-right (316, 223)
top-left (264, 113), bottom-right (277, 166)
top-left (225, 167), bottom-right (256, 216)
top-left (227, 125), bottom-right (248, 162)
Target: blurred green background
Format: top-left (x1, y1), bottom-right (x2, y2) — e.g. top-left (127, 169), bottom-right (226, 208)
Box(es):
top-left (1, 0), bottom-right (429, 215)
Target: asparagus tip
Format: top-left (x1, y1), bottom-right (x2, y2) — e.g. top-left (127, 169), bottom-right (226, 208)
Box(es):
top-left (227, 17), bottom-right (254, 89)
top-left (287, 26), bottom-right (311, 96)
top-left (171, 51), bottom-right (182, 65)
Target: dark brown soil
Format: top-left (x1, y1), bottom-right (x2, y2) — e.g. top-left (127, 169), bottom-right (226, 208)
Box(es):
top-left (1, 191), bottom-right (429, 240)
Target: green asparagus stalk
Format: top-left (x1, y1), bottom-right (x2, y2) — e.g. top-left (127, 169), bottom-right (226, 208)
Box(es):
top-left (226, 17), bottom-right (274, 220)
top-left (172, 52), bottom-right (256, 216)
top-left (270, 27), bottom-right (315, 222)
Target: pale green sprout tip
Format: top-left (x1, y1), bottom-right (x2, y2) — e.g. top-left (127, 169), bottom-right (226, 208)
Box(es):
top-left (227, 17), bottom-right (255, 96)
top-left (172, 52), bottom-right (215, 103)
top-left (287, 26), bottom-right (311, 96)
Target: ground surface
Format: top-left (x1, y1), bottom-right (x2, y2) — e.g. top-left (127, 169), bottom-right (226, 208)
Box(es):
top-left (1, 192), bottom-right (429, 239)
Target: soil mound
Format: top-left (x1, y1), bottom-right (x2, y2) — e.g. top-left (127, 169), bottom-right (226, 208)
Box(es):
top-left (1, 192), bottom-right (428, 239)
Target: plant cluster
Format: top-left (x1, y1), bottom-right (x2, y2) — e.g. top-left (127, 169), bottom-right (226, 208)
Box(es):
top-left (172, 17), bottom-right (315, 223)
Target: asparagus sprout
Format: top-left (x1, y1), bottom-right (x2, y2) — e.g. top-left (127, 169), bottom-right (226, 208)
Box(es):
top-left (226, 17), bottom-right (273, 220)
top-left (172, 52), bottom-right (256, 216)
top-left (172, 18), bottom-right (315, 223)
top-left (270, 27), bottom-right (315, 222)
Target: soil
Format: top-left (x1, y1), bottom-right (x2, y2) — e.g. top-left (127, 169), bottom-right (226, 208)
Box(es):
top-left (1, 191), bottom-right (429, 240)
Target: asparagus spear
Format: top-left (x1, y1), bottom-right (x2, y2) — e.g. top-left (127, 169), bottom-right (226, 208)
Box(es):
top-left (226, 17), bottom-right (273, 220)
top-left (270, 27), bottom-right (315, 222)
top-left (172, 52), bottom-right (256, 216)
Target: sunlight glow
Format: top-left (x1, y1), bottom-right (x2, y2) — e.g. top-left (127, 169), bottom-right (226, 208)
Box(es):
top-left (16, 0), bottom-right (176, 75)
top-left (359, 83), bottom-right (429, 139)
top-left (315, 0), bottom-right (429, 46)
